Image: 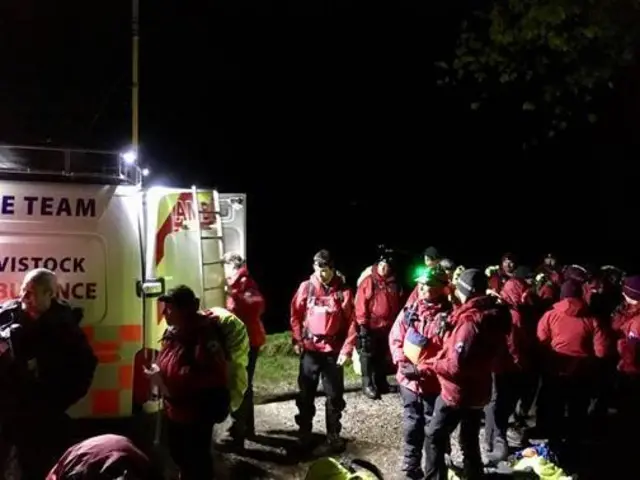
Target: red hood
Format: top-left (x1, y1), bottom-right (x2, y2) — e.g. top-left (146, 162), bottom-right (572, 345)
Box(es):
top-left (501, 278), bottom-right (530, 307)
top-left (371, 263), bottom-right (397, 285)
top-left (453, 295), bottom-right (510, 332)
top-left (554, 297), bottom-right (589, 316)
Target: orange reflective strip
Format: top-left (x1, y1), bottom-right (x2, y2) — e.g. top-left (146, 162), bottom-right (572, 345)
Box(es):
top-left (92, 340), bottom-right (120, 364)
top-left (120, 324), bottom-right (142, 342)
top-left (96, 352), bottom-right (120, 363)
top-left (93, 340), bottom-right (119, 351)
top-left (119, 365), bottom-right (134, 389)
top-left (91, 390), bottom-right (119, 415)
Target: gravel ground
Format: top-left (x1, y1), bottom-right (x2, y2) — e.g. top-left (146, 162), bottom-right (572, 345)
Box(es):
top-left (211, 390), bottom-right (488, 480)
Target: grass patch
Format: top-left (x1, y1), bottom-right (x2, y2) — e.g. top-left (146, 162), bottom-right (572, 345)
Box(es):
top-left (253, 332), bottom-right (360, 403)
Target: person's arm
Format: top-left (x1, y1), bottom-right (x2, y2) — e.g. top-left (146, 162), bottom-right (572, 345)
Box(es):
top-left (430, 320), bottom-right (477, 380)
top-left (290, 281), bottom-right (309, 347)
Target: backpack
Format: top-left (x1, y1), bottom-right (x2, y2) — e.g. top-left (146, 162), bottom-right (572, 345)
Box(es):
top-left (201, 307), bottom-right (250, 413)
top-left (304, 457), bottom-right (384, 480)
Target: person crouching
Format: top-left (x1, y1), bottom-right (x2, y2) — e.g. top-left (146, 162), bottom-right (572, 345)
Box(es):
top-left (389, 267), bottom-right (452, 480)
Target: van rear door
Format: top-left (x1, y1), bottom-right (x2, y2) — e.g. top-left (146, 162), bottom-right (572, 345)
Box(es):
top-left (219, 193), bottom-right (246, 259)
top-left (145, 187), bottom-right (226, 346)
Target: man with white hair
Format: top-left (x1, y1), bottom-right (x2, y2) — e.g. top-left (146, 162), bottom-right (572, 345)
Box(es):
top-left (0, 268), bottom-right (97, 480)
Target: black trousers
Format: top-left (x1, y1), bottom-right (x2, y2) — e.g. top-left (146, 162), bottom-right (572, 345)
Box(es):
top-left (229, 346), bottom-right (260, 439)
top-left (537, 373), bottom-right (591, 445)
top-left (484, 372), bottom-right (523, 451)
top-left (167, 418), bottom-right (215, 480)
top-left (295, 350), bottom-right (346, 436)
top-left (424, 396), bottom-right (483, 480)
top-left (400, 386), bottom-right (438, 478)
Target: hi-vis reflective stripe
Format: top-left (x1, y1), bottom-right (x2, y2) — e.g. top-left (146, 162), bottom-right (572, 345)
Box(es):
top-left (81, 324), bottom-right (142, 416)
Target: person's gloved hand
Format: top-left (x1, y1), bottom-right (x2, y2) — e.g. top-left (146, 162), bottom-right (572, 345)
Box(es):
top-left (399, 361), bottom-right (420, 381)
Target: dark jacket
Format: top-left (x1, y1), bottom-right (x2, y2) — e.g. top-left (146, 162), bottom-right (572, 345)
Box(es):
top-left (0, 299), bottom-right (97, 419)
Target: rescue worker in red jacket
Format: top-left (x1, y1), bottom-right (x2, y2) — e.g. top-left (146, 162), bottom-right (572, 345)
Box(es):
top-left (535, 279), bottom-right (610, 446)
top-left (355, 251), bottom-right (402, 399)
top-left (290, 249), bottom-right (356, 452)
top-left (487, 253), bottom-right (517, 295)
top-left (484, 276), bottom-right (536, 463)
top-left (222, 252), bottom-right (266, 445)
top-left (46, 434), bottom-right (159, 480)
top-left (615, 275), bottom-right (640, 428)
top-left (423, 269), bottom-right (511, 480)
top-left (612, 275), bottom-right (640, 336)
top-left (535, 253), bottom-right (562, 282)
top-left (0, 268), bottom-right (97, 480)
top-left (388, 267), bottom-right (452, 480)
top-left (145, 285), bottom-right (230, 480)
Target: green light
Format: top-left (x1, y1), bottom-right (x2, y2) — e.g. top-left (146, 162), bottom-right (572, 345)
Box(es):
top-left (412, 265), bottom-right (428, 283)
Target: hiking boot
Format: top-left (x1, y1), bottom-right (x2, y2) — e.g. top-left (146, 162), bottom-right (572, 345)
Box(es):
top-left (362, 385), bottom-right (380, 400)
top-left (484, 437), bottom-right (508, 466)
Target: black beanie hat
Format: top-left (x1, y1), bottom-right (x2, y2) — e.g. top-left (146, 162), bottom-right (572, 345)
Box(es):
top-left (456, 268), bottom-right (487, 298)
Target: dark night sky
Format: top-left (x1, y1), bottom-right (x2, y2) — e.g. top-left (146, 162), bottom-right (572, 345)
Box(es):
top-left (1, 1), bottom-right (638, 330)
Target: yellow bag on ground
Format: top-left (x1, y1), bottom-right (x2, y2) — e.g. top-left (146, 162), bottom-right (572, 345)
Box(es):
top-left (304, 457), bottom-right (382, 480)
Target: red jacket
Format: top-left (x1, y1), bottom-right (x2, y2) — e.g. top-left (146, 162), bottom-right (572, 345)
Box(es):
top-left (290, 274), bottom-right (356, 356)
top-left (497, 278), bottom-right (536, 372)
top-left (355, 264), bottom-right (402, 330)
top-left (430, 296), bottom-right (510, 408)
top-left (617, 312), bottom-right (640, 375)
top-left (389, 299), bottom-right (452, 395)
top-left (46, 434), bottom-right (152, 480)
top-left (226, 266), bottom-right (266, 348)
top-left (612, 303), bottom-right (640, 338)
top-left (156, 314), bottom-right (229, 423)
top-left (488, 269), bottom-right (511, 294)
top-left (536, 298), bottom-right (610, 376)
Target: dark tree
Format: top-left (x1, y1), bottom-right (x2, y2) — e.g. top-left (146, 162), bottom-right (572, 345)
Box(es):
top-left (438, 0), bottom-right (639, 148)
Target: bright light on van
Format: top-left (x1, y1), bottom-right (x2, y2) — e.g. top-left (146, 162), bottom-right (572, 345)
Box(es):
top-left (121, 149), bottom-right (138, 165)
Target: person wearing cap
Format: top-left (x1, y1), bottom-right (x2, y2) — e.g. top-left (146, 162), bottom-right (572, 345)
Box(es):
top-left (144, 285), bottom-right (231, 480)
top-left (486, 253), bottom-right (518, 295)
top-left (421, 268), bottom-right (511, 480)
top-left (423, 247), bottom-right (441, 269)
top-left (290, 249), bottom-right (357, 453)
top-left (46, 434), bottom-right (160, 480)
top-left (388, 267), bottom-right (452, 479)
top-left (354, 251), bottom-right (403, 400)
top-left (404, 248), bottom-right (446, 306)
top-left (536, 253), bottom-right (562, 281)
top-left (484, 274), bottom-right (538, 463)
top-left (221, 252), bottom-right (266, 446)
top-left (535, 279), bottom-right (610, 447)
